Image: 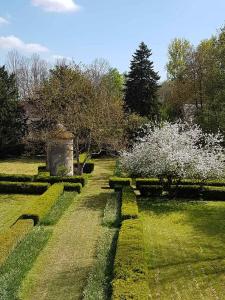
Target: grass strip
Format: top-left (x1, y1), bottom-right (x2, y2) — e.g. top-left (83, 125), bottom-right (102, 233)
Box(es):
top-left (0, 219), bottom-right (34, 266)
top-left (83, 192), bottom-right (120, 300)
top-left (0, 227), bottom-right (52, 300)
top-left (40, 191), bottom-right (79, 226)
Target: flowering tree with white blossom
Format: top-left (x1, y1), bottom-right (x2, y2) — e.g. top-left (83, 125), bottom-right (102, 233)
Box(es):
top-left (120, 122), bottom-right (225, 183)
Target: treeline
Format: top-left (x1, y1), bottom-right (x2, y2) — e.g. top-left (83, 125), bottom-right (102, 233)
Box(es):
top-left (1, 24), bottom-right (225, 157)
top-left (160, 26), bottom-right (225, 133)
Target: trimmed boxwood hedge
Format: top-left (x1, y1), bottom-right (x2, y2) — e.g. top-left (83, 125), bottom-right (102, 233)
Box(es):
top-left (112, 219), bottom-right (150, 300)
top-left (0, 174), bottom-right (34, 182)
top-left (109, 177), bottom-right (132, 189)
top-left (170, 185), bottom-right (201, 199)
top-left (202, 186), bottom-right (225, 200)
top-left (121, 187), bottom-right (138, 220)
top-left (0, 182), bottom-right (50, 194)
top-left (139, 185), bottom-right (163, 197)
top-left (23, 183), bottom-right (64, 223)
top-left (136, 178), bottom-right (160, 189)
top-left (63, 183), bottom-right (82, 193)
top-left (35, 174), bottom-right (87, 187)
top-left (74, 161), bottom-right (95, 174)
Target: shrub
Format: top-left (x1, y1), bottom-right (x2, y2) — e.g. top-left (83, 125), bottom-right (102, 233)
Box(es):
top-left (0, 182), bottom-right (49, 194)
top-left (109, 177), bottom-right (131, 189)
top-left (74, 161), bottom-right (95, 174)
top-left (38, 165), bottom-right (47, 173)
top-left (203, 179), bottom-right (225, 187)
top-left (170, 185), bottom-right (201, 199)
top-left (0, 173), bottom-right (34, 182)
top-left (202, 186), bottom-right (225, 200)
top-left (121, 187), bottom-right (138, 220)
top-left (0, 219), bottom-right (33, 266)
top-left (136, 178), bottom-right (160, 189)
top-left (23, 183), bottom-right (64, 223)
top-left (35, 175), bottom-right (87, 186)
top-left (112, 219), bottom-right (150, 300)
top-left (139, 185), bottom-right (163, 197)
top-left (63, 183), bottom-right (82, 193)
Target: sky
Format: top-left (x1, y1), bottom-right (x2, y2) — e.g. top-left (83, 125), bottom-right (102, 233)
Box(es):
top-left (0, 0), bottom-right (225, 80)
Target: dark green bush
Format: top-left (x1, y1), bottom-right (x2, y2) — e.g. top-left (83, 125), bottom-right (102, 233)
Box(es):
top-left (63, 183), bottom-right (82, 193)
top-left (74, 161), bottom-right (95, 174)
top-left (202, 186), bottom-right (225, 200)
top-left (35, 175), bottom-right (87, 186)
top-left (136, 178), bottom-right (160, 189)
top-left (112, 219), bottom-right (150, 300)
top-left (170, 185), bottom-right (201, 199)
top-left (121, 187), bottom-right (138, 220)
top-left (109, 177), bottom-right (131, 189)
top-left (0, 173), bottom-right (34, 182)
top-left (37, 166), bottom-right (47, 173)
top-left (0, 182), bottom-right (49, 194)
top-left (139, 185), bottom-right (163, 197)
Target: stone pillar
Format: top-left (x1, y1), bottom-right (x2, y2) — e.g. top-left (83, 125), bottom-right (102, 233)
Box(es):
top-left (47, 126), bottom-right (74, 176)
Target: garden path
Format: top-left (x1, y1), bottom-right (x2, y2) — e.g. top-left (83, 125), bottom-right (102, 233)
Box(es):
top-left (19, 159), bottom-right (115, 300)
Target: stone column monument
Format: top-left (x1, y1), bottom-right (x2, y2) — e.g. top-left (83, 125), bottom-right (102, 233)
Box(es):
top-left (47, 124), bottom-right (74, 176)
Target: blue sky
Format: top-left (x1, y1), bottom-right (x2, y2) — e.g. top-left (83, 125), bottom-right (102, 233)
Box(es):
top-left (0, 0), bottom-right (225, 80)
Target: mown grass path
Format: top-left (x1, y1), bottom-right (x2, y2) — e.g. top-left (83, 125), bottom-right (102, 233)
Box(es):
top-left (19, 159), bottom-right (115, 300)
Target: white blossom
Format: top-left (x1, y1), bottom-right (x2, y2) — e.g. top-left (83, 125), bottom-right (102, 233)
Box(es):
top-left (120, 122), bottom-right (225, 180)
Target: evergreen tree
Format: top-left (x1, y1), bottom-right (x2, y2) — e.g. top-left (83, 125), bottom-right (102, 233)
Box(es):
top-left (124, 42), bottom-right (160, 118)
top-left (0, 66), bottom-right (26, 151)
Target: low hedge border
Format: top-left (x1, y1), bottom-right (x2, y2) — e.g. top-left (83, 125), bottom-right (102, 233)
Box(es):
top-left (202, 186), bottom-right (225, 200)
top-left (0, 182), bottom-right (50, 195)
top-left (136, 178), bottom-right (160, 189)
top-left (0, 174), bottom-right (34, 182)
top-left (109, 177), bottom-right (131, 189)
top-left (139, 185), bottom-right (163, 197)
top-left (23, 183), bottom-right (64, 223)
top-left (35, 175), bottom-right (87, 187)
top-left (0, 219), bottom-right (34, 266)
top-left (169, 185), bottom-right (201, 199)
top-left (112, 219), bottom-right (150, 300)
top-left (63, 183), bottom-right (82, 193)
top-left (38, 161), bottom-right (95, 175)
top-left (121, 187), bottom-right (138, 220)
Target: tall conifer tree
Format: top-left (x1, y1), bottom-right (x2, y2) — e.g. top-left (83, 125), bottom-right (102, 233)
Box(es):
top-left (125, 42), bottom-right (160, 118)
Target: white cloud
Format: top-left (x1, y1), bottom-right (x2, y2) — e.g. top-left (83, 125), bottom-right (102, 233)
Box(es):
top-left (0, 35), bottom-right (49, 53)
top-left (32, 0), bottom-right (80, 13)
top-left (0, 17), bottom-right (10, 26)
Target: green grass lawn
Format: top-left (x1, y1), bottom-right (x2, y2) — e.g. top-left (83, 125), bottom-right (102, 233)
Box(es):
top-left (0, 194), bottom-right (40, 233)
top-left (138, 199), bottom-right (225, 300)
top-left (0, 158), bottom-right (44, 175)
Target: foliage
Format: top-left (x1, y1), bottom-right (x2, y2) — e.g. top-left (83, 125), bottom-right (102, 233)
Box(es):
top-left (121, 187), bottom-right (138, 220)
top-left (120, 121), bottom-right (225, 182)
top-left (139, 185), bottom-right (163, 197)
top-left (0, 173), bottom-right (34, 182)
top-left (0, 66), bottom-right (26, 152)
top-left (35, 174), bottom-right (87, 186)
top-left (63, 182), bottom-right (82, 193)
top-left (0, 181), bottom-right (49, 194)
top-left (112, 219), bottom-right (150, 300)
top-left (170, 185), bottom-right (201, 198)
top-left (202, 186), bottom-right (225, 200)
top-left (23, 183), bottom-right (64, 223)
top-left (124, 42), bottom-right (160, 119)
top-left (109, 177), bottom-right (131, 189)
